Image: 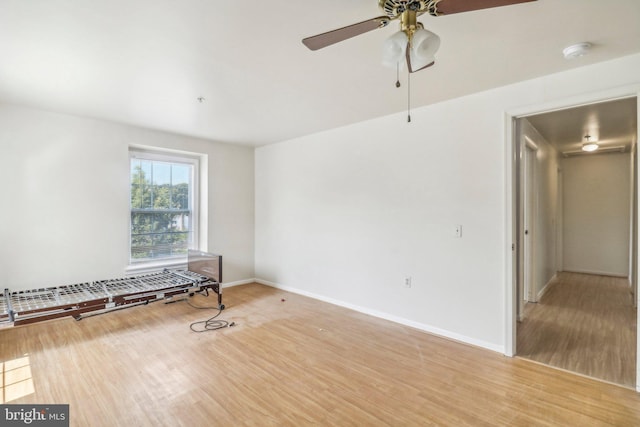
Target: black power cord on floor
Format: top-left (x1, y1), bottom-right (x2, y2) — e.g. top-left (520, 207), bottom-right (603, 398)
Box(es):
top-left (185, 299), bottom-right (235, 333)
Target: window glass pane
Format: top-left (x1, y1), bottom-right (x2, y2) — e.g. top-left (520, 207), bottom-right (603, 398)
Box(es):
top-left (152, 184), bottom-right (170, 209)
top-left (152, 162), bottom-right (171, 185)
top-left (131, 160), bottom-right (152, 209)
top-left (171, 164), bottom-right (190, 209)
top-left (172, 164), bottom-right (189, 185)
top-left (131, 212), bottom-right (153, 260)
top-left (155, 212), bottom-right (173, 234)
top-left (129, 153), bottom-right (196, 263)
top-left (133, 160), bottom-right (152, 209)
top-left (151, 162), bottom-right (170, 209)
top-left (173, 212), bottom-right (190, 232)
top-left (131, 184), bottom-right (141, 210)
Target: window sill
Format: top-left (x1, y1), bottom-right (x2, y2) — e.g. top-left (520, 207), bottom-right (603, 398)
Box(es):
top-left (125, 259), bottom-right (187, 276)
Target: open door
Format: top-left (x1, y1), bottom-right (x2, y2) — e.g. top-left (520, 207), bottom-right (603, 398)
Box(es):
top-left (518, 138), bottom-right (538, 321)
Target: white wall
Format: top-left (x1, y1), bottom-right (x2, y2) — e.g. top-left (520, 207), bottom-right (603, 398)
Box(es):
top-left (255, 53), bottom-right (640, 352)
top-left (0, 104), bottom-right (255, 291)
top-left (519, 119), bottom-right (560, 299)
top-left (562, 152), bottom-right (631, 276)
top-left (632, 142), bottom-right (638, 302)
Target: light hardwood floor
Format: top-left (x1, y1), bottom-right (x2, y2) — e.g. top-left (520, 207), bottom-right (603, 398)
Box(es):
top-left (517, 272), bottom-right (637, 389)
top-left (2, 282), bottom-right (640, 426)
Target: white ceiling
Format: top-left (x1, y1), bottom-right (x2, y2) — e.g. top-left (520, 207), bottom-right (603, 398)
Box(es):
top-left (1, 0), bottom-right (639, 146)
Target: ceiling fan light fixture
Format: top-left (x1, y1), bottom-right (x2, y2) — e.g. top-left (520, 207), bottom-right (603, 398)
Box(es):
top-left (582, 142), bottom-right (599, 152)
top-left (581, 134), bottom-right (598, 152)
top-left (382, 30), bottom-right (408, 68)
top-left (409, 28), bottom-right (440, 70)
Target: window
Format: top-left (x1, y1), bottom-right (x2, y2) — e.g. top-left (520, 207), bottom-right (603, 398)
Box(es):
top-left (129, 150), bottom-right (198, 264)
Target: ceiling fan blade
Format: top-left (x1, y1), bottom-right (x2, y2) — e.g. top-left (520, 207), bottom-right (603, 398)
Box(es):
top-left (302, 16), bottom-right (390, 51)
top-left (434, 0), bottom-right (536, 15)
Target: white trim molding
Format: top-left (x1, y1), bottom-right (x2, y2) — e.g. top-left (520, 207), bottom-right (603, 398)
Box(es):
top-left (221, 278), bottom-right (256, 288)
top-left (256, 279), bottom-right (504, 354)
top-left (536, 273), bottom-right (557, 301)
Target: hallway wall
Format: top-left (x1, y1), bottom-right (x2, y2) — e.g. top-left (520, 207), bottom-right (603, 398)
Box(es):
top-left (562, 152), bottom-right (631, 276)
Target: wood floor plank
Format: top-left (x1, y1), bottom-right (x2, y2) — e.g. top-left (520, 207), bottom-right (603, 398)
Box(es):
top-left (517, 272), bottom-right (637, 388)
top-left (1, 282), bottom-right (639, 426)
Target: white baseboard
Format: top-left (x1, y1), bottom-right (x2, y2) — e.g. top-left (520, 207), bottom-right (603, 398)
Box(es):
top-left (255, 279), bottom-right (504, 354)
top-left (221, 278), bottom-right (256, 288)
top-left (562, 269), bottom-right (628, 278)
top-left (536, 273), bottom-right (557, 301)
top-left (255, 278), bottom-right (278, 288)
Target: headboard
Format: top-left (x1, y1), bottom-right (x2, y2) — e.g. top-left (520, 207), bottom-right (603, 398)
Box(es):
top-left (187, 250), bottom-right (222, 283)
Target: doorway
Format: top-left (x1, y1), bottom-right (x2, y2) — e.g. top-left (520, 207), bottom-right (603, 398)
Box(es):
top-left (508, 95), bottom-right (639, 389)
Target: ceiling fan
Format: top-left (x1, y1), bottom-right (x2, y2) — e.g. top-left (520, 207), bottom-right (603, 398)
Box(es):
top-left (303, 0), bottom-right (537, 73)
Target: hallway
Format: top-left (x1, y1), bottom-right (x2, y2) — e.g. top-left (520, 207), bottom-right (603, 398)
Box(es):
top-left (517, 272), bottom-right (637, 388)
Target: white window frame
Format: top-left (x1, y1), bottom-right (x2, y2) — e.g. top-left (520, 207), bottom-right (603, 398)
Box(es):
top-left (128, 148), bottom-right (199, 270)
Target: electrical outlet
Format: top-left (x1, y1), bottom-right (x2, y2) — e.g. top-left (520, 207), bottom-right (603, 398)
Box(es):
top-left (404, 276), bottom-right (412, 288)
top-left (454, 224), bottom-right (462, 238)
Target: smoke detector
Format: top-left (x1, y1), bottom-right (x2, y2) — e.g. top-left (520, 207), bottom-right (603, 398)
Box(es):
top-left (563, 43), bottom-right (592, 59)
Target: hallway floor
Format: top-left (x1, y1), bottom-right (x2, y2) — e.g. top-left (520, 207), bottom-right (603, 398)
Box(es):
top-left (517, 272), bottom-right (637, 388)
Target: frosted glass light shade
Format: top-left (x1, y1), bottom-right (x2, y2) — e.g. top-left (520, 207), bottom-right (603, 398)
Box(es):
top-left (582, 142), bottom-right (599, 152)
top-left (382, 30), bottom-right (408, 68)
top-left (409, 28), bottom-right (440, 70)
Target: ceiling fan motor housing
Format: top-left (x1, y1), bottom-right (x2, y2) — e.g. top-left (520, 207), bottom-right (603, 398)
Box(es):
top-left (379, 0), bottom-right (438, 18)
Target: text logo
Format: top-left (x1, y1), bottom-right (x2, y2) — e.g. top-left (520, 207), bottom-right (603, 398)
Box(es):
top-left (1, 405), bottom-right (69, 427)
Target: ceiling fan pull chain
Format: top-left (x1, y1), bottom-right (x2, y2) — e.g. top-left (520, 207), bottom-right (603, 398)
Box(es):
top-left (396, 62), bottom-right (401, 88)
top-left (407, 68), bottom-right (411, 123)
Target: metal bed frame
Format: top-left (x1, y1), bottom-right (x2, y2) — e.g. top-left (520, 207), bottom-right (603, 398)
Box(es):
top-left (0, 251), bottom-right (223, 328)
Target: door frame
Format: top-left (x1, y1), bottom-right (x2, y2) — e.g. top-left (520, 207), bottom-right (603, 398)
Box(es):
top-left (519, 137), bottom-right (538, 321)
top-left (503, 85), bottom-right (640, 392)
